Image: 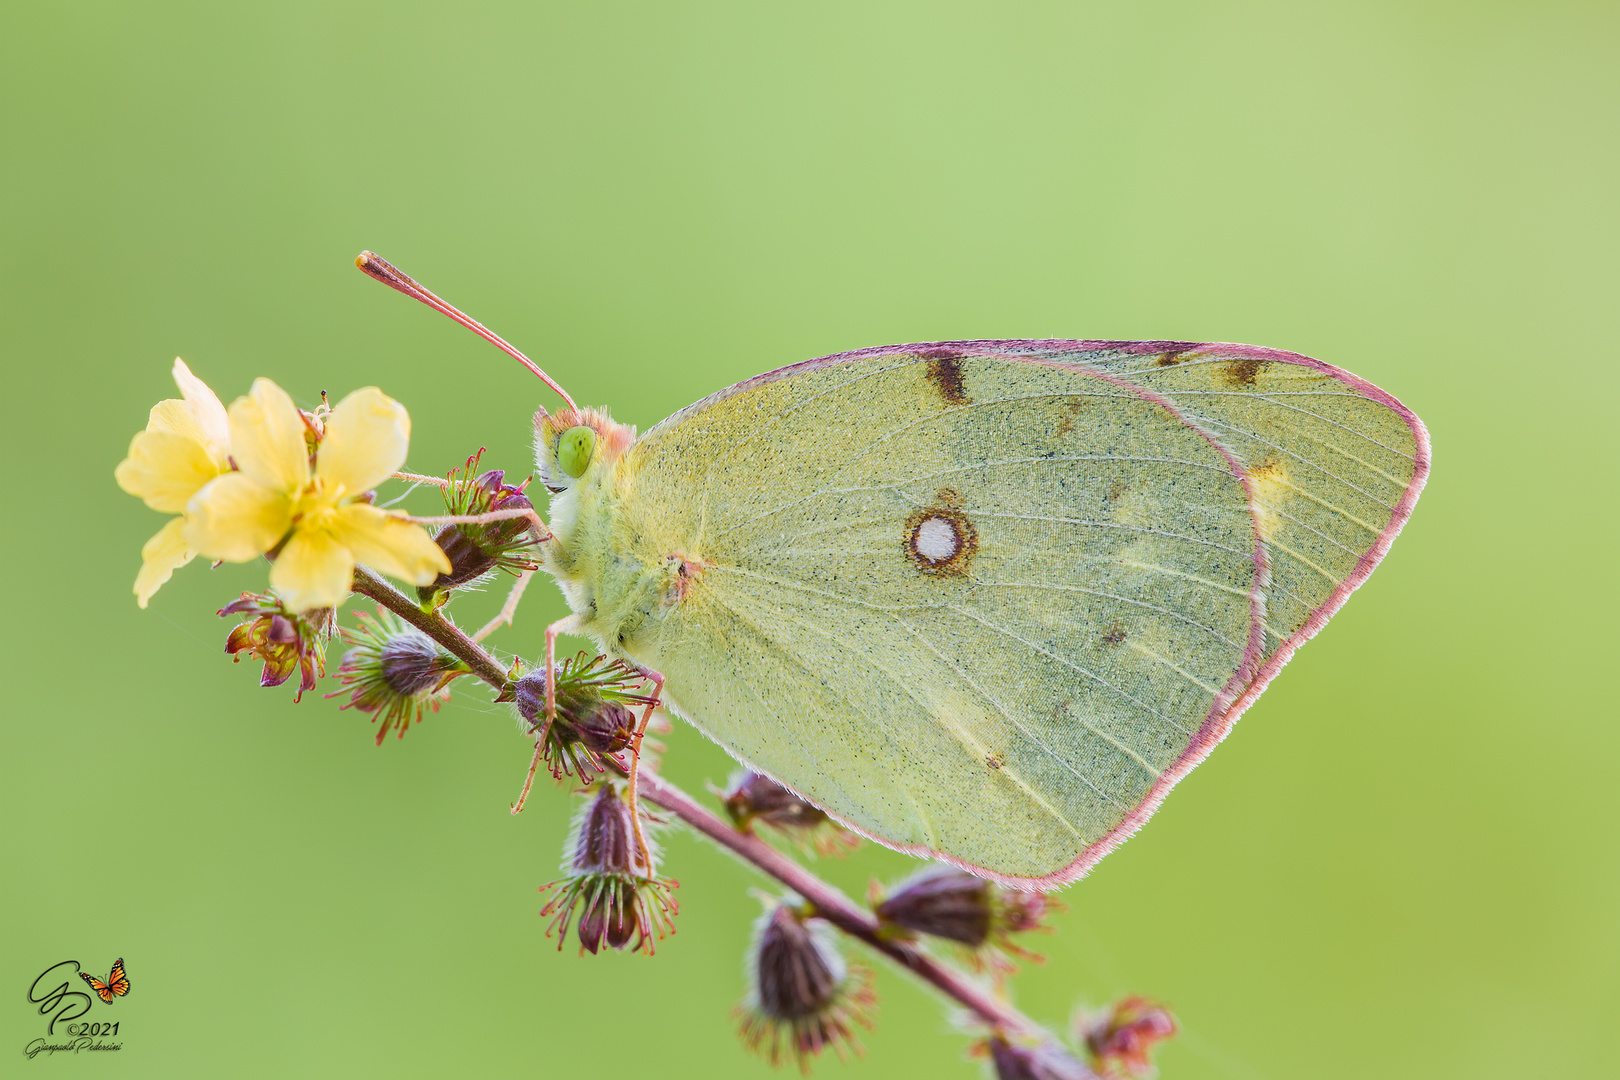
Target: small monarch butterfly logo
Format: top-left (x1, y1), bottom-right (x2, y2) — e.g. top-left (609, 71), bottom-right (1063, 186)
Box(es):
top-left (78, 958), bottom-right (130, 1004)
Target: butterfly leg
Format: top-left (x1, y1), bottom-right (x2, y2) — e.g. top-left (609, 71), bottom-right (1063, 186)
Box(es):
top-left (543, 613), bottom-right (584, 728)
top-left (624, 663), bottom-right (666, 874)
top-left (474, 566), bottom-right (535, 642)
top-left (510, 737), bottom-right (547, 815)
top-left (511, 612), bottom-right (585, 816)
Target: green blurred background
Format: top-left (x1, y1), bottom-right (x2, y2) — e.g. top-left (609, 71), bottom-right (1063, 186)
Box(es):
top-left (3, 2), bottom-right (1615, 1077)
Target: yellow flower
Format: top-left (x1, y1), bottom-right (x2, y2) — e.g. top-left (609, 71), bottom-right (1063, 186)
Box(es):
top-left (183, 379), bottom-right (451, 612)
top-left (114, 359), bottom-right (232, 607)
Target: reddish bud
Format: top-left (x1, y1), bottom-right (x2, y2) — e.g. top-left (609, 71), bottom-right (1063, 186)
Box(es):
top-left (218, 591), bottom-right (331, 701)
top-left (875, 866), bottom-right (993, 946)
top-left (872, 866), bottom-right (1059, 975)
top-left (736, 900), bottom-right (876, 1070)
top-left (327, 609), bottom-right (468, 744)
top-left (418, 453), bottom-right (538, 603)
top-left (721, 770), bottom-right (859, 857)
top-left (755, 905), bottom-right (841, 1020)
top-left (997, 889), bottom-right (1053, 935)
top-left (1078, 997), bottom-right (1177, 1079)
top-left (376, 630), bottom-right (453, 698)
top-left (516, 670), bottom-right (636, 756)
top-left (538, 783), bottom-right (677, 957)
top-left (569, 780), bottom-right (648, 877)
top-left (984, 1036), bottom-right (1097, 1080)
top-left (511, 654), bottom-right (651, 781)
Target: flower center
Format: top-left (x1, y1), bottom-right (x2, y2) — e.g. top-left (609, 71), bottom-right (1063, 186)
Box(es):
top-left (289, 478), bottom-right (348, 530)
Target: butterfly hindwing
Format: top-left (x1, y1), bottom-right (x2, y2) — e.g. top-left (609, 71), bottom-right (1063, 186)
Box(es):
top-left (106, 957), bottom-right (130, 997)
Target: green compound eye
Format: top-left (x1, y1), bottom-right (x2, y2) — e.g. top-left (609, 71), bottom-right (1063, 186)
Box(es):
top-left (557, 425), bottom-right (597, 479)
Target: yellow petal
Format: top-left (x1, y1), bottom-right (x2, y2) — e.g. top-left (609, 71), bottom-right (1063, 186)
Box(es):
top-left (228, 378), bottom-right (309, 495)
top-left (270, 526), bottom-right (356, 612)
top-left (115, 429), bottom-right (225, 513)
top-left (316, 387), bottom-right (411, 494)
top-left (183, 472), bottom-right (293, 561)
top-left (147, 398), bottom-right (204, 441)
top-left (172, 358), bottom-right (231, 463)
top-left (134, 517), bottom-right (196, 608)
top-left (330, 503), bottom-right (452, 585)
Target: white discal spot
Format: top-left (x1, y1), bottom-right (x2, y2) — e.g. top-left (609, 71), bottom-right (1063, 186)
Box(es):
top-left (914, 516), bottom-right (959, 562)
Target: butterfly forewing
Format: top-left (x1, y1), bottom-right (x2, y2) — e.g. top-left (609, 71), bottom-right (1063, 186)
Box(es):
top-left (1071, 343), bottom-right (1428, 662)
top-left (613, 350), bottom-right (1270, 882)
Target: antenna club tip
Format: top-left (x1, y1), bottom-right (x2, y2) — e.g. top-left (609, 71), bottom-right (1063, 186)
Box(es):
top-left (349, 254), bottom-right (575, 409)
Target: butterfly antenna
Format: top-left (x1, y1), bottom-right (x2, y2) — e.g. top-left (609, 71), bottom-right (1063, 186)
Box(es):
top-left (355, 251), bottom-right (577, 411)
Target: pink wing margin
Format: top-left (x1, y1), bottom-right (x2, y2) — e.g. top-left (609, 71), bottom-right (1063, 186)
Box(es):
top-left (654, 339), bottom-right (1431, 890)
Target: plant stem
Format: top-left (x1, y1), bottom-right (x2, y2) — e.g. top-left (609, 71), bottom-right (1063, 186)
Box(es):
top-left (346, 566), bottom-right (1056, 1042)
top-left (349, 566), bottom-right (510, 688)
top-left (638, 770), bottom-right (1043, 1038)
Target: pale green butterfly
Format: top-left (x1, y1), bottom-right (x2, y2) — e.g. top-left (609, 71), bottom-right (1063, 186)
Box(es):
top-left (360, 254), bottom-right (1429, 889)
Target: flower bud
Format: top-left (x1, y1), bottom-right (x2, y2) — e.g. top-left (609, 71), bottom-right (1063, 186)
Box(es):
top-left (996, 889), bottom-right (1053, 935)
top-left (721, 771), bottom-right (859, 857)
top-left (872, 866), bottom-right (1058, 974)
top-left (875, 866), bottom-right (992, 946)
top-left (538, 782), bottom-right (677, 956)
top-left (736, 900), bottom-right (876, 1069)
top-left (375, 630), bottom-right (453, 699)
top-left (983, 1036), bottom-right (1098, 1080)
top-left (1076, 997), bottom-right (1176, 1079)
top-left (218, 590), bottom-right (332, 702)
top-left (328, 609), bottom-right (469, 744)
top-left (514, 672), bottom-right (635, 755)
top-left (570, 774), bottom-right (652, 876)
top-left (755, 905), bottom-right (838, 1020)
top-left (574, 877), bottom-right (641, 953)
top-left (417, 454), bottom-right (538, 604)
top-left (512, 653), bottom-right (650, 780)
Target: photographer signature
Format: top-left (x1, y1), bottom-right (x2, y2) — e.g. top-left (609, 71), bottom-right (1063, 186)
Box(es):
top-left (23, 1035), bottom-right (122, 1059)
top-left (26, 962), bottom-right (92, 1037)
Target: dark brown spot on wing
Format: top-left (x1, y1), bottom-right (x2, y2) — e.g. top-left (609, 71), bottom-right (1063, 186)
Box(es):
top-left (1249, 456), bottom-right (1285, 482)
top-left (985, 754), bottom-right (1004, 770)
top-left (921, 351), bottom-right (971, 405)
top-left (1054, 396), bottom-right (1091, 438)
top-left (1222, 357), bottom-right (1270, 387)
top-left (903, 489), bottom-right (979, 577)
top-left (1102, 625), bottom-right (1127, 645)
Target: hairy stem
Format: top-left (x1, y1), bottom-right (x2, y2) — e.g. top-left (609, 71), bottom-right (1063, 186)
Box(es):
top-left (349, 566), bottom-right (511, 688)
top-left (345, 567), bottom-right (1053, 1041)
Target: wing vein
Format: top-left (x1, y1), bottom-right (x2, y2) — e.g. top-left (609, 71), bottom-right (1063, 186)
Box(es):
top-left (946, 605), bottom-right (1184, 766)
top-left (969, 509), bottom-right (1253, 556)
top-left (890, 616), bottom-right (1111, 826)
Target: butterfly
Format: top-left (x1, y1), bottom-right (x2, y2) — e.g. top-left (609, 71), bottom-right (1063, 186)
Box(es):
top-left (79, 958), bottom-right (130, 1003)
top-left (359, 255), bottom-right (1430, 889)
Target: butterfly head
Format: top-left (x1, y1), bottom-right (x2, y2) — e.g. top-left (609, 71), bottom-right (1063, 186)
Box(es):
top-left (535, 406), bottom-right (635, 493)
